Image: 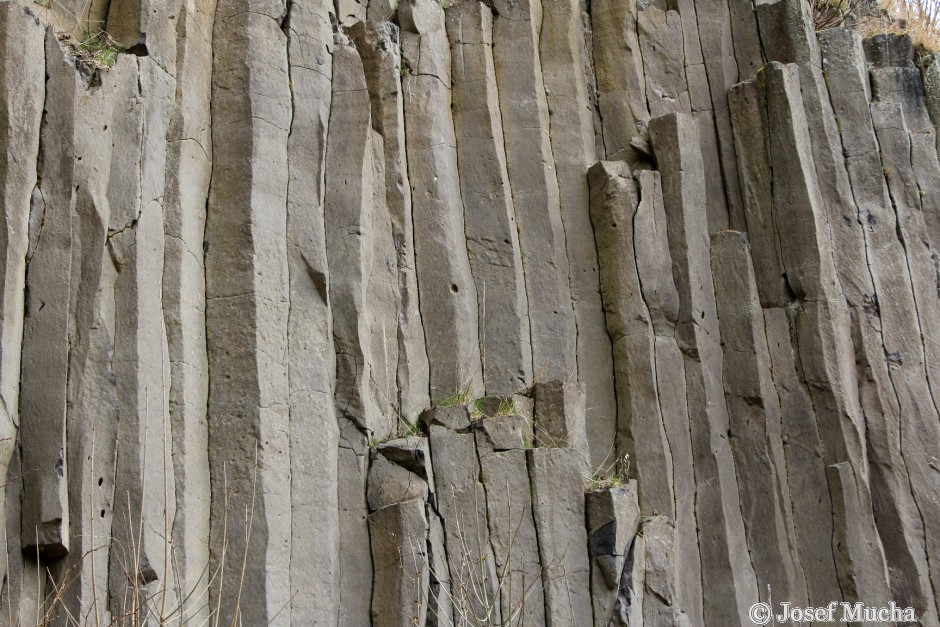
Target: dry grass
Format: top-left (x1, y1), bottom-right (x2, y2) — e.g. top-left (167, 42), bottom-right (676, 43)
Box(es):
top-left (808, 0), bottom-right (940, 55)
top-left (808, 0), bottom-right (869, 29)
top-left (860, 0), bottom-right (940, 54)
top-left (57, 30), bottom-right (121, 70)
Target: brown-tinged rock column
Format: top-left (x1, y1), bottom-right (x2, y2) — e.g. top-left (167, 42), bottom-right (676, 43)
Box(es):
top-left (161, 0), bottom-right (216, 617)
top-left (206, 0), bottom-right (293, 618)
top-left (400, 0), bottom-right (483, 401)
top-left (286, 0), bottom-right (341, 621)
top-left (352, 20), bottom-right (431, 421)
top-left (590, 0), bottom-right (649, 163)
top-left (445, 1), bottom-right (531, 396)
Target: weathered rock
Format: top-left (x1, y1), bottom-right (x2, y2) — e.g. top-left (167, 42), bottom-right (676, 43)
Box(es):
top-left (0, 3), bottom-right (43, 576)
top-left (426, 505), bottom-right (453, 627)
top-left (206, 0), bottom-right (294, 618)
top-left (650, 111), bottom-right (759, 625)
top-left (762, 308), bottom-right (843, 607)
top-left (477, 445), bottom-right (545, 625)
top-left (369, 499), bottom-right (430, 627)
top-left (285, 0), bottom-right (341, 620)
top-left (822, 28), bottom-right (940, 621)
top-left (446, 1), bottom-right (531, 396)
top-left (591, 0), bottom-right (650, 162)
top-left (429, 425), bottom-right (500, 622)
top-left (338, 417), bottom-right (374, 626)
top-left (477, 415), bottom-right (528, 451)
top-left (870, 98), bottom-right (940, 617)
top-left (611, 533), bottom-right (645, 626)
top-left (352, 20), bottom-right (431, 422)
top-left (633, 170), bottom-right (703, 625)
top-left (161, 0), bottom-right (216, 615)
top-left (400, 0), bottom-right (483, 401)
top-left (374, 436), bottom-right (434, 486)
top-left (540, 0), bottom-right (617, 467)
top-left (587, 161), bottom-right (674, 518)
top-left (728, 78), bottom-right (791, 308)
top-left (106, 0), bottom-right (178, 71)
top-left (532, 380), bottom-right (589, 463)
top-left (527, 447), bottom-right (592, 625)
top-left (418, 404), bottom-right (471, 431)
top-left (864, 33), bottom-right (915, 68)
top-left (638, 7), bottom-right (689, 118)
top-left (710, 230), bottom-right (807, 609)
top-left (20, 32), bottom-right (83, 561)
top-left (586, 483), bottom-right (640, 626)
top-left (757, 59), bottom-right (893, 608)
top-left (107, 54), bottom-right (179, 617)
top-left (367, 453), bottom-right (429, 512)
top-left (491, 0), bottom-right (577, 389)
top-left (325, 43), bottom-right (386, 437)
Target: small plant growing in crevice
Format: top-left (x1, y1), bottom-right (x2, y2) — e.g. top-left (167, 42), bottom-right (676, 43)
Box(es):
top-left (585, 453), bottom-right (631, 493)
top-left (435, 388), bottom-right (475, 409)
top-left (59, 30), bottom-right (122, 70)
top-left (494, 399), bottom-right (518, 417)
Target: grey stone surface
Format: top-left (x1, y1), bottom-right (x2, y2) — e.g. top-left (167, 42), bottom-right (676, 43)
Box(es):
top-left (429, 425), bottom-right (500, 623)
top-left (822, 28), bottom-right (940, 621)
top-left (367, 453), bottom-right (429, 512)
top-left (527, 447), bottom-right (592, 625)
top-left (491, 0), bottom-right (577, 386)
top-left (591, 0), bottom-right (650, 163)
top-left (400, 0), bottom-right (483, 401)
top-left (540, 0), bottom-right (616, 468)
top-left (477, 445), bottom-right (545, 625)
top-left (710, 230), bottom-right (807, 610)
top-left (369, 498), bottom-right (430, 627)
top-left (532, 380), bottom-right (590, 465)
top-left (285, 0), bottom-right (341, 621)
top-left (587, 161), bottom-right (674, 518)
top-left (650, 111), bottom-right (759, 625)
top-left (6, 2), bottom-right (940, 623)
top-left (19, 32), bottom-right (79, 561)
top-left (446, 1), bottom-right (531, 397)
top-left (0, 3), bottom-right (43, 572)
top-left (352, 20), bottom-right (431, 423)
top-left (418, 404), bottom-right (471, 432)
top-left (161, 0), bottom-right (216, 616)
top-left (587, 483), bottom-right (640, 626)
top-left (205, 0), bottom-right (294, 619)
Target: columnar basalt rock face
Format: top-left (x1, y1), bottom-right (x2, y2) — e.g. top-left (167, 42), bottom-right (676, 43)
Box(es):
top-left (6, 0), bottom-right (940, 623)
